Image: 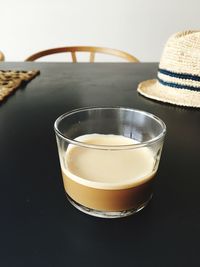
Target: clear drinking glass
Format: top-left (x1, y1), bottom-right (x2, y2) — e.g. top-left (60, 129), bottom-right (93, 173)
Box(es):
top-left (54, 107), bottom-right (166, 218)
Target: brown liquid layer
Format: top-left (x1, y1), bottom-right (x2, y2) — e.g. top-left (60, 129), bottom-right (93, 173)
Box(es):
top-left (62, 171), bottom-right (155, 211)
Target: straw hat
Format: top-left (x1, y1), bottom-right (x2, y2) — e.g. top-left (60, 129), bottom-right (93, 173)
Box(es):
top-left (138, 30), bottom-right (200, 107)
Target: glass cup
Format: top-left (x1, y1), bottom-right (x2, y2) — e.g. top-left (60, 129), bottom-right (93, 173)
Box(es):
top-left (54, 107), bottom-right (166, 218)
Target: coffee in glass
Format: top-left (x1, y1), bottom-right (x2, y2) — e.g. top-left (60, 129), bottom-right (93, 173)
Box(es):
top-left (54, 107), bottom-right (166, 218)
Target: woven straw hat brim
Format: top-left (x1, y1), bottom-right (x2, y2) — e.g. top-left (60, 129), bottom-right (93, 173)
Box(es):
top-left (138, 79), bottom-right (200, 108)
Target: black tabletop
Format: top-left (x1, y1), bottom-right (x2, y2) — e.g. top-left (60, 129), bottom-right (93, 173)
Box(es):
top-left (0, 62), bottom-right (200, 267)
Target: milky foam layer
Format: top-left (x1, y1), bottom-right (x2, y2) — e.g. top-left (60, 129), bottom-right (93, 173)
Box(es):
top-left (61, 134), bottom-right (156, 189)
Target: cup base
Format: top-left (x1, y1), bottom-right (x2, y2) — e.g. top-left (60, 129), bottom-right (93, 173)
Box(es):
top-left (66, 194), bottom-right (153, 218)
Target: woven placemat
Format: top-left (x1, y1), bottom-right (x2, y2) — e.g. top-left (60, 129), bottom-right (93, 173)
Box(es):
top-left (0, 70), bottom-right (40, 101)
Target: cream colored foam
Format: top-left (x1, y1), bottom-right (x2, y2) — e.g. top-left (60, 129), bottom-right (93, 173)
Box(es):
top-left (61, 134), bottom-right (156, 189)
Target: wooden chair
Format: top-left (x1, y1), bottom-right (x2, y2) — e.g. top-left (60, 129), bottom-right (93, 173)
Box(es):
top-left (25, 46), bottom-right (139, 62)
top-left (0, 51), bottom-right (5, 61)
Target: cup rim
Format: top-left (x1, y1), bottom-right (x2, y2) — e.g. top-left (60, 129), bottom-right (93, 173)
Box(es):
top-left (54, 106), bottom-right (166, 150)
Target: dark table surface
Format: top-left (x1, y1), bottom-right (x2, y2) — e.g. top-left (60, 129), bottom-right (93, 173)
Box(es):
top-left (0, 62), bottom-right (200, 267)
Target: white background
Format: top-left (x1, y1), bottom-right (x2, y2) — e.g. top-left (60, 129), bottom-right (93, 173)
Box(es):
top-left (1, 0), bottom-right (200, 62)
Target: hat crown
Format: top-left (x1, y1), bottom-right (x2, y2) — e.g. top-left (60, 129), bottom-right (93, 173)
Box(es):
top-left (159, 30), bottom-right (200, 75)
top-left (138, 30), bottom-right (200, 108)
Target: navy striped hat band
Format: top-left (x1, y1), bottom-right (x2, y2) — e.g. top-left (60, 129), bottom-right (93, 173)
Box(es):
top-left (158, 68), bottom-right (200, 92)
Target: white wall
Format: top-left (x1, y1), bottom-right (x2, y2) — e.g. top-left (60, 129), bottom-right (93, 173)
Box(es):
top-left (1, 0), bottom-right (200, 62)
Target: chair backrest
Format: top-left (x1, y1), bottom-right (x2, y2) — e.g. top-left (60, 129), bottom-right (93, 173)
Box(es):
top-left (0, 51), bottom-right (5, 61)
top-left (25, 46), bottom-right (139, 62)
